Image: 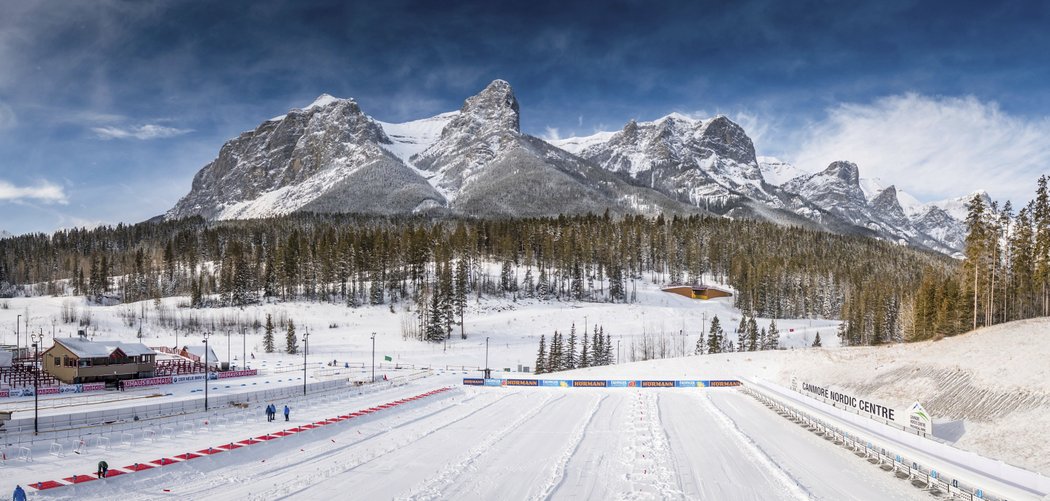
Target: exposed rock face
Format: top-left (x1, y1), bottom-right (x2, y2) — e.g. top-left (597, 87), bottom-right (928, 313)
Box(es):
top-left (167, 95), bottom-right (444, 220)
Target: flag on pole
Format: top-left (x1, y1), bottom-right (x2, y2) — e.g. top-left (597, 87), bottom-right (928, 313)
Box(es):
top-left (384, 355), bottom-right (392, 362)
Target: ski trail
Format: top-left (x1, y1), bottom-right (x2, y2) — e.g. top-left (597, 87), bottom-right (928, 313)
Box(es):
top-left (618, 391), bottom-right (684, 501)
top-left (698, 391), bottom-right (814, 500)
top-left (531, 393), bottom-right (606, 501)
top-left (249, 389), bottom-right (517, 500)
top-left (403, 392), bottom-right (561, 501)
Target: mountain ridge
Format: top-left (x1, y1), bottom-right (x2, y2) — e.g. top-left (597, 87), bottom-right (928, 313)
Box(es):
top-left (166, 80), bottom-right (979, 255)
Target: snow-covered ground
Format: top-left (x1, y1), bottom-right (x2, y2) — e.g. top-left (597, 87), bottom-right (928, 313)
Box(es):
top-left (1, 282), bottom-right (1046, 499)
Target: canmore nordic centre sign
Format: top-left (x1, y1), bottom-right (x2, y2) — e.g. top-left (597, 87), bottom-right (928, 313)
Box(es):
top-left (800, 382), bottom-right (896, 420)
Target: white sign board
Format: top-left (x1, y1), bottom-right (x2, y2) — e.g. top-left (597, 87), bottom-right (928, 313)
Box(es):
top-left (908, 401), bottom-right (932, 435)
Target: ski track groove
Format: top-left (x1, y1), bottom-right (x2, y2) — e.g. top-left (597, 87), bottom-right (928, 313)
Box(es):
top-left (403, 392), bottom-right (562, 501)
top-left (254, 389), bottom-right (518, 500)
top-left (697, 391), bottom-right (814, 500)
top-left (531, 393), bottom-right (606, 501)
top-left (142, 388), bottom-right (488, 500)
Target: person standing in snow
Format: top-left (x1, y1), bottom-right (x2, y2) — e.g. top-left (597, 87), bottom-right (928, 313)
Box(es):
top-left (264, 404), bottom-right (272, 422)
top-left (283, 405), bottom-right (290, 421)
top-left (97, 460), bottom-right (109, 479)
top-left (12, 485), bottom-right (26, 501)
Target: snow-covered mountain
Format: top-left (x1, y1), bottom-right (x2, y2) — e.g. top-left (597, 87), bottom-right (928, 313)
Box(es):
top-left (769, 159), bottom-right (971, 253)
top-left (168, 81), bottom-right (697, 221)
top-left (166, 79), bottom-right (980, 255)
top-left (166, 95), bottom-right (445, 220)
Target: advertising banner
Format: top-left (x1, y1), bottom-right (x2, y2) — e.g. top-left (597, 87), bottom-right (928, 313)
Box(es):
top-left (82, 382), bottom-right (106, 392)
top-left (123, 376), bottom-right (173, 388)
top-left (707, 380), bottom-right (742, 387)
top-left (607, 380), bottom-right (632, 387)
top-left (572, 380), bottom-right (608, 387)
top-left (217, 369), bottom-right (258, 379)
top-left (504, 379), bottom-right (540, 387)
top-left (0, 389), bottom-right (7, 398)
top-left (462, 378), bottom-right (485, 386)
top-left (172, 373), bottom-right (207, 384)
top-left (639, 380), bottom-right (676, 388)
top-left (675, 380), bottom-right (702, 387)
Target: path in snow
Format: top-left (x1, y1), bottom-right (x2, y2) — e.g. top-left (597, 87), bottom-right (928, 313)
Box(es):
top-left (32, 385), bottom-right (930, 500)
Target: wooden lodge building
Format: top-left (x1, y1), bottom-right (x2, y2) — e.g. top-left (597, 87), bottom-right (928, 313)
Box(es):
top-left (42, 338), bottom-right (157, 384)
top-left (661, 284), bottom-right (733, 300)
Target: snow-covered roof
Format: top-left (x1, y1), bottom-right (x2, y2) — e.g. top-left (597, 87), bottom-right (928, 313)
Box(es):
top-left (185, 346), bottom-right (219, 364)
top-left (54, 338), bottom-right (156, 358)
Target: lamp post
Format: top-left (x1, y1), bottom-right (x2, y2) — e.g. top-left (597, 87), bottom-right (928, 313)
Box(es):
top-left (203, 332), bottom-right (210, 412)
top-left (617, 339), bottom-right (621, 365)
top-left (302, 329), bottom-right (309, 396)
top-left (370, 332), bottom-right (376, 383)
top-left (241, 325), bottom-right (247, 369)
top-left (226, 328), bottom-right (231, 370)
top-left (31, 332), bottom-right (41, 435)
top-left (485, 336), bottom-right (490, 378)
top-left (16, 314), bottom-right (20, 360)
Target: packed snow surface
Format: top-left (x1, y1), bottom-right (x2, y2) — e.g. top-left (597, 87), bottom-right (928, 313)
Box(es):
top-left (1, 280), bottom-right (1046, 499)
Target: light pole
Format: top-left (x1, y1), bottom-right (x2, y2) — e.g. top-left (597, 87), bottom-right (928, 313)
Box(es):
top-left (203, 332), bottom-right (210, 411)
top-left (242, 325), bottom-right (246, 369)
top-left (485, 336), bottom-right (490, 377)
top-left (226, 328), bottom-right (231, 369)
top-left (370, 332), bottom-right (376, 383)
top-left (617, 339), bottom-right (621, 365)
top-left (16, 314), bottom-right (21, 360)
top-left (31, 332), bottom-right (41, 435)
top-left (302, 329), bottom-right (309, 396)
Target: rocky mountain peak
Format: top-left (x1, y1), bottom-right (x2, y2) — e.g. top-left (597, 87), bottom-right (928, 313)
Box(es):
top-left (871, 185), bottom-right (907, 222)
top-left (454, 79), bottom-right (520, 134)
top-left (823, 161), bottom-right (861, 186)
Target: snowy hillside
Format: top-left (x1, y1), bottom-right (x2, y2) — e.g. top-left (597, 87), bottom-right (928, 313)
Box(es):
top-left (558, 317), bottom-right (1050, 477)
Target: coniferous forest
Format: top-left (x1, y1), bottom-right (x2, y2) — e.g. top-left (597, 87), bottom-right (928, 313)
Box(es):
top-left (1, 175), bottom-right (1047, 348)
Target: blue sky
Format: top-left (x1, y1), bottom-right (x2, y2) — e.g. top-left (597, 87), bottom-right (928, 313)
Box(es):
top-left (1, 0), bottom-right (1049, 234)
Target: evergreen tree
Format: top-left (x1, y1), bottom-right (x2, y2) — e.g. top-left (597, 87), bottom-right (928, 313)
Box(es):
top-left (548, 331), bottom-right (562, 372)
top-left (766, 319), bottom-right (779, 350)
top-left (534, 334), bottom-right (547, 374)
top-left (263, 314), bottom-right (275, 353)
top-left (812, 332), bottom-right (822, 347)
top-left (707, 315), bottom-right (723, 354)
top-left (695, 331), bottom-right (705, 355)
top-left (566, 324), bottom-right (578, 369)
top-left (454, 258), bottom-right (468, 339)
top-left (580, 333), bottom-right (590, 368)
top-left (746, 317), bottom-right (759, 351)
top-left (592, 329), bottom-right (603, 365)
top-left (286, 319), bottom-right (298, 355)
top-left (603, 332), bottom-right (612, 364)
top-left (537, 267), bottom-right (550, 299)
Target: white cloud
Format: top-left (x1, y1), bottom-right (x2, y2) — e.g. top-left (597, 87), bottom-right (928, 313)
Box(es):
top-left (0, 180), bottom-right (68, 204)
top-left (788, 94), bottom-right (1050, 203)
top-left (543, 126), bottom-right (561, 141)
top-left (92, 124), bottom-right (192, 140)
top-left (0, 101), bottom-right (15, 129)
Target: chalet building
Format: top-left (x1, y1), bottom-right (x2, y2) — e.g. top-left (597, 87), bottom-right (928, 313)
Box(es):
top-left (42, 338), bottom-right (157, 384)
top-left (661, 284), bottom-right (733, 300)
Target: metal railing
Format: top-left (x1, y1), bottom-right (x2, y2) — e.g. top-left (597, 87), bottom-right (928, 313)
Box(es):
top-left (743, 385), bottom-right (1008, 501)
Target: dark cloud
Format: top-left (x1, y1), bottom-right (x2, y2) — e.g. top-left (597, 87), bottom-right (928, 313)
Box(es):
top-left (0, 0), bottom-right (1048, 232)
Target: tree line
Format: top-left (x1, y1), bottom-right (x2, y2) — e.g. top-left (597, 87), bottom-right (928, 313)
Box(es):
top-left (0, 210), bottom-right (955, 346)
top-left (905, 176), bottom-right (1050, 341)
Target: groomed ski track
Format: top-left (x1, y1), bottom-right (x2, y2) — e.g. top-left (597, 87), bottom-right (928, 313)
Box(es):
top-left (31, 375), bottom-right (926, 500)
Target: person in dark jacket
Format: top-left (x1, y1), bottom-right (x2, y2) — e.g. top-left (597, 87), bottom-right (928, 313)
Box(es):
top-left (265, 404), bottom-right (273, 422)
top-left (12, 485), bottom-right (26, 501)
top-left (283, 405), bottom-right (290, 421)
top-left (97, 460), bottom-right (109, 479)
